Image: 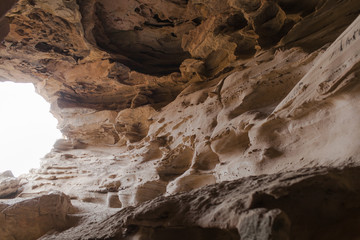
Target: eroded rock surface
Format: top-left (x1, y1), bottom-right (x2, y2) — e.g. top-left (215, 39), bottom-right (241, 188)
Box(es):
top-left (39, 167), bottom-right (360, 240)
top-left (0, 192), bottom-right (75, 240)
top-left (1, 0), bottom-right (360, 239)
top-left (0, 171), bottom-right (20, 198)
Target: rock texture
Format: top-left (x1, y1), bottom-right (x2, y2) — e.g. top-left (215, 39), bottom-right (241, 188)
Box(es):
top-left (0, 192), bottom-right (75, 240)
top-left (1, 0), bottom-right (360, 239)
top-left (0, 171), bottom-right (20, 198)
top-left (38, 167), bottom-right (360, 240)
top-left (0, 0), bottom-right (17, 41)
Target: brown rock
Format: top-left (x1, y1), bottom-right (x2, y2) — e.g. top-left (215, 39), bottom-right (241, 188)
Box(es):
top-left (0, 171), bottom-right (20, 198)
top-left (38, 167), bottom-right (360, 240)
top-left (0, 192), bottom-right (75, 240)
top-left (0, 0), bottom-right (17, 41)
top-left (0, 0), bottom-right (360, 239)
top-left (107, 192), bottom-right (122, 208)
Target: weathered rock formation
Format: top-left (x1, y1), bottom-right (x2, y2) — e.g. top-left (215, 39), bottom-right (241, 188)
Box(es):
top-left (0, 171), bottom-right (20, 198)
top-left (38, 167), bottom-right (360, 240)
top-left (1, 0), bottom-right (360, 239)
top-left (0, 192), bottom-right (75, 240)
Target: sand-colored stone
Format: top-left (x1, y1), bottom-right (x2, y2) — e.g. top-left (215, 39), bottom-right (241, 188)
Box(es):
top-left (0, 171), bottom-right (20, 198)
top-left (39, 167), bottom-right (360, 240)
top-left (0, 192), bottom-right (75, 240)
top-left (0, 0), bottom-right (360, 239)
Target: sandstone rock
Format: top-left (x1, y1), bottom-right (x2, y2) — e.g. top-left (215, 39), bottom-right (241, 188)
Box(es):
top-left (107, 192), bottom-right (122, 208)
top-left (6, 0), bottom-right (359, 207)
top-left (0, 192), bottom-right (75, 240)
top-left (180, 58), bottom-right (206, 82)
top-left (0, 170), bottom-right (14, 178)
top-left (0, 0), bottom-right (17, 41)
top-left (58, 109), bottom-right (119, 145)
top-left (115, 105), bottom-right (156, 143)
top-left (0, 171), bottom-right (20, 198)
top-left (38, 167), bottom-right (360, 240)
top-left (0, 0), bottom-right (360, 239)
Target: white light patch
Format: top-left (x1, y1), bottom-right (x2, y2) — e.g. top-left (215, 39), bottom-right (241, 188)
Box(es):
top-left (0, 82), bottom-right (62, 177)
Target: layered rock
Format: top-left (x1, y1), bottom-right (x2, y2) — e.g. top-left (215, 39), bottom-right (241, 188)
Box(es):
top-left (0, 0), bottom-right (360, 239)
top-left (0, 192), bottom-right (75, 240)
top-left (39, 167), bottom-right (360, 240)
top-left (0, 171), bottom-right (20, 198)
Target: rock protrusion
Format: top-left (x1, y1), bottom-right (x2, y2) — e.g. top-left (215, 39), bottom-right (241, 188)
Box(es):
top-left (0, 171), bottom-right (20, 198)
top-left (0, 192), bottom-right (75, 240)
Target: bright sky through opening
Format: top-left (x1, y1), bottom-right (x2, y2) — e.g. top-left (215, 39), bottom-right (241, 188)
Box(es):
top-left (0, 82), bottom-right (62, 177)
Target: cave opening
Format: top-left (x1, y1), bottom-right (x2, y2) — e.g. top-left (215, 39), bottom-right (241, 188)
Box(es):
top-left (0, 82), bottom-right (62, 176)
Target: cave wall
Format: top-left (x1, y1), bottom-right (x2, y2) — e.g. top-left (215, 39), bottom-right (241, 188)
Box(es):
top-left (1, 0), bottom-right (360, 239)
